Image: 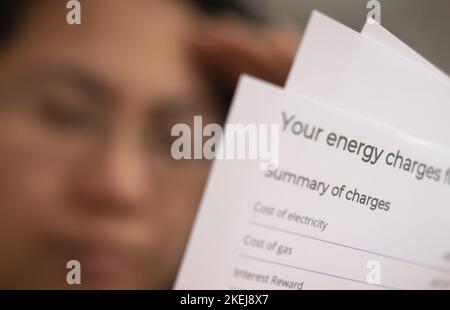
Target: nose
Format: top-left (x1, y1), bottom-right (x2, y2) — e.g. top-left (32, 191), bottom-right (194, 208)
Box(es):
top-left (70, 137), bottom-right (150, 216)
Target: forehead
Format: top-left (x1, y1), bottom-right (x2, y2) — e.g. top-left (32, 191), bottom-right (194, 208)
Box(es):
top-left (2, 0), bottom-right (201, 97)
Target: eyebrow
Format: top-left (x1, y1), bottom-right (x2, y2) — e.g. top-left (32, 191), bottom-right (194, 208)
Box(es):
top-left (15, 62), bottom-right (119, 102)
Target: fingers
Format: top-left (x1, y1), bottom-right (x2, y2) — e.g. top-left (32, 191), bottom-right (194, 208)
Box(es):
top-left (193, 17), bottom-right (302, 87)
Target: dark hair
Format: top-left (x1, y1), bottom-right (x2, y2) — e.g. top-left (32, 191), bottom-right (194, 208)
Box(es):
top-left (190, 0), bottom-right (258, 20)
top-left (0, 1), bottom-right (30, 46)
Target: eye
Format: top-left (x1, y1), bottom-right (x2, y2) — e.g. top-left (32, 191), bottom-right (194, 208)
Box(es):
top-left (34, 96), bottom-right (97, 131)
top-left (145, 124), bottom-right (176, 152)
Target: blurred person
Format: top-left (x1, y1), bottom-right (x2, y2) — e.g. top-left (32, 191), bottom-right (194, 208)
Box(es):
top-left (0, 0), bottom-right (300, 289)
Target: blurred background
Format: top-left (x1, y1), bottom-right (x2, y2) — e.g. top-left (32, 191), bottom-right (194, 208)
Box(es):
top-left (246, 0), bottom-right (450, 74)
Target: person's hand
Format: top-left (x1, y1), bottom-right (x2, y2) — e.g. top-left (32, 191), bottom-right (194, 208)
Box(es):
top-left (193, 17), bottom-right (302, 88)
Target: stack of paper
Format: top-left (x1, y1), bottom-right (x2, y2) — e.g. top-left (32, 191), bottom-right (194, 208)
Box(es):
top-left (175, 12), bottom-right (450, 290)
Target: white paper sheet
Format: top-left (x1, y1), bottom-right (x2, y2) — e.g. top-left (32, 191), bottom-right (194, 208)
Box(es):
top-left (286, 11), bottom-right (450, 148)
top-left (361, 19), bottom-right (448, 80)
top-left (175, 76), bottom-right (450, 290)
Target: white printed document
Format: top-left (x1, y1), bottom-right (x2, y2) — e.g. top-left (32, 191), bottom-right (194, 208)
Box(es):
top-left (175, 76), bottom-right (450, 290)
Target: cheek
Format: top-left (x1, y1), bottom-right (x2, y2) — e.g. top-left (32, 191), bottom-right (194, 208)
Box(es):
top-left (0, 127), bottom-right (70, 247)
top-left (0, 114), bottom-right (90, 216)
top-left (139, 163), bottom-right (210, 282)
top-left (160, 164), bottom-right (209, 231)
top-left (0, 126), bottom-right (74, 286)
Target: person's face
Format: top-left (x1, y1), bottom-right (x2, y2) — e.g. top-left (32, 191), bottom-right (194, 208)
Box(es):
top-left (0, 0), bottom-right (218, 289)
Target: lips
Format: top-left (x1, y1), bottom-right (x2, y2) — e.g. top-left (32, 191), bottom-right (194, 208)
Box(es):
top-left (45, 232), bottom-right (141, 285)
top-left (71, 244), bottom-right (131, 281)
